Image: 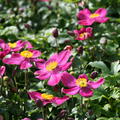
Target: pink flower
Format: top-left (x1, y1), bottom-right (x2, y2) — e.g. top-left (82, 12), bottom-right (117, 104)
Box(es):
top-left (61, 72), bottom-right (104, 97)
top-left (77, 8), bottom-right (109, 26)
top-left (8, 40), bottom-right (33, 52)
top-left (21, 118), bottom-right (31, 120)
top-left (28, 91), bottom-right (69, 106)
top-left (38, 0), bottom-right (50, 2)
top-left (0, 39), bottom-right (10, 59)
top-left (74, 27), bottom-right (93, 40)
top-left (3, 50), bottom-right (41, 69)
top-left (35, 50), bottom-right (72, 86)
top-left (0, 66), bottom-right (6, 78)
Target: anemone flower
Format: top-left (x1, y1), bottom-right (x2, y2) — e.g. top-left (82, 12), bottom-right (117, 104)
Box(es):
top-left (3, 49), bottom-right (41, 69)
top-left (77, 8), bottom-right (109, 26)
top-left (0, 66), bottom-right (6, 78)
top-left (21, 118), bottom-right (31, 120)
top-left (35, 50), bottom-right (72, 86)
top-left (74, 27), bottom-right (93, 40)
top-left (28, 91), bottom-right (70, 106)
top-left (0, 40), bottom-right (10, 59)
top-left (61, 72), bottom-right (104, 97)
top-left (8, 40), bottom-right (33, 52)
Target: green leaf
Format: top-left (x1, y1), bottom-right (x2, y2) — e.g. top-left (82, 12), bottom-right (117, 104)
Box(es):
top-left (103, 104), bottom-right (111, 111)
top-left (89, 61), bottom-right (110, 74)
top-left (111, 61), bottom-right (120, 74)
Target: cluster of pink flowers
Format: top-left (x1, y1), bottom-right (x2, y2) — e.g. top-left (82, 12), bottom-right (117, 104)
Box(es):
top-left (0, 8), bottom-right (108, 120)
top-left (73, 8), bottom-right (109, 41)
top-left (0, 39), bottom-right (105, 107)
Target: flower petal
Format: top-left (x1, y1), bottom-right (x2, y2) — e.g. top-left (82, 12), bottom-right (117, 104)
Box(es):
top-left (77, 8), bottom-right (91, 20)
top-left (53, 96), bottom-right (70, 105)
top-left (0, 66), bottom-right (6, 78)
top-left (3, 53), bottom-right (24, 65)
top-left (79, 87), bottom-right (93, 97)
top-left (35, 70), bottom-right (50, 80)
top-left (57, 50), bottom-right (71, 65)
top-left (95, 17), bottom-right (109, 23)
top-left (61, 72), bottom-right (76, 87)
top-left (95, 8), bottom-right (107, 17)
top-left (48, 73), bottom-right (62, 86)
top-left (20, 60), bottom-right (32, 69)
top-left (78, 74), bottom-right (88, 80)
top-left (59, 62), bottom-right (72, 71)
top-left (62, 87), bottom-right (79, 95)
top-left (78, 19), bottom-right (95, 26)
top-left (88, 77), bottom-right (105, 89)
top-left (23, 41), bottom-right (33, 48)
top-left (28, 91), bottom-right (42, 101)
top-left (30, 50), bottom-right (41, 58)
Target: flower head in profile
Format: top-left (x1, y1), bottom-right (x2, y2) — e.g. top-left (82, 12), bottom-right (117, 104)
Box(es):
top-left (8, 40), bottom-right (33, 52)
top-left (21, 118), bottom-right (31, 120)
top-left (61, 72), bottom-right (104, 97)
top-left (0, 66), bottom-right (6, 78)
top-left (35, 50), bottom-right (72, 86)
top-left (0, 40), bottom-right (10, 59)
top-left (77, 8), bottom-right (109, 26)
top-left (3, 49), bottom-right (41, 69)
top-left (74, 27), bottom-right (93, 40)
top-left (28, 91), bottom-right (69, 106)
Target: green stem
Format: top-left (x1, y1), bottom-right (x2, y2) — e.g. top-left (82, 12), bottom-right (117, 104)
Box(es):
top-left (24, 70), bottom-right (29, 90)
top-left (55, 38), bottom-right (59, 52)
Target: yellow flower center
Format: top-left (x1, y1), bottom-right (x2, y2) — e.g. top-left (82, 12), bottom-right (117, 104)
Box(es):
top-left (20, 51), bottom-right (33, 58)
top-left (90, 13), bottom-right (100, 18)
top-left (79, 32), bottom-right (88, 38)
top-left (46, 61), bottom-right (58, 71)
top-left (41, 93), bottom-right (54, 100)
top-left (76, 78), bottom-right (87, 87)
top-left (8, 43), bottom-right (17, 48)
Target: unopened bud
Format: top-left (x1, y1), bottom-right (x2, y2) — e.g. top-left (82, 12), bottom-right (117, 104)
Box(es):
top-left (90, 71), bottom-right (98, 79)
top-left (77, 46), bottom-right (83, 54)
top-left (67, 118), bottom-right (75, 120)
top-left (3, 76), bottom-right (9, 81)
top-left (52, 28), bottom-right (58, 38)
top-left (36, 99), bottom-right (43, 108)
top-left (64, 39), bottom-right (71, 44)
top-left (64, 45), bottom-right (73, 51)
top-left (10, 87), bottom-right (18, 93)
top-left (58, 109), bottom-right (67, 118)
top-left (100, 37), bottom-right (107, 45)
top-left (67, 31), bottom-right (75, 36)
top-left (24, 24), bottom-right (31, 29)
top-left (70, 57), bottom-right (74, 63)
top-left (70, 71), bottom-right (75, 75)
top-left (53, 85), bottom-right (60, 92)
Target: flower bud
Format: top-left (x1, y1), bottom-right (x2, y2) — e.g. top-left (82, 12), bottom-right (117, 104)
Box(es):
top-left (99, 37), bottom-right (107, 45)
top-left (0, 115), bottom-right (4, 120)
top-left (0, 18), bottom-right (5, 23)
top-left (36, 99), bottom-right (43, 108)
top-left (70, 57), bottom-right (74, 63)
top-left (90, 71), bottom-right (98, 79)
top-left (24, 24), bottom-right (31, 29)
top-left (58, 109), bottom-right (67, 118)
top-left (67, 31), bottom-right (75, 36)
top-left (10, 87), bottom-right (18, 93)
top-left (52, 28), bottom-right (58, 38)
top-left (64, 45), bottom-right (73, 51)
top-left (67, 118), bottom-right (75, 120)
top-left (3, 76), bottom-right (9, 81)
top-left (70, 71), bottom-right (75, 75)
top-left (64, 39), bottom-right (71, 44)
top-left (77, 46), bottom-right (83, 54)
top-left (53, 85), bottom-right (60, 92)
